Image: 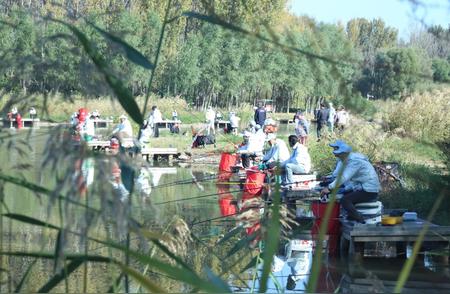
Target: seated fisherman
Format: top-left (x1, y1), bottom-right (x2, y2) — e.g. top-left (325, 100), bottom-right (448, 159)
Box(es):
top-left (237, 131), bottom-right (265, 168)
top-left (320, 140), bottom-right (380, 223)
top-left (260, 133), bottom-right (290, 169)
top-left (112, 114), bottom-right (133, 138)
top-left (281, 135), bottom-right (311, 186)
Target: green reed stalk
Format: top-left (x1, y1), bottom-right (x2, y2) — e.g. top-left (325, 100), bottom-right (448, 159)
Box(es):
top-left (83, 180), bottom-right (89, 293)
top-left (58, 197), bottom-right (69, 293)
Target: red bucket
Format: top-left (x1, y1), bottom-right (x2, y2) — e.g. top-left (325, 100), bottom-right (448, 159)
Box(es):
top-left (244, 167), bottom-right (266, 195)
top-left (311, 201), bottom-right (341, 235)
top-left (219, 153), bottom-right (237, 172)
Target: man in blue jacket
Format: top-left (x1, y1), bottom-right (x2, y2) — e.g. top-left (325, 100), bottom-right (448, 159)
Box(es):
top-left (321, 140), bottom-right (380, 223)
top-left (254, 102), bottom-right (267, 128)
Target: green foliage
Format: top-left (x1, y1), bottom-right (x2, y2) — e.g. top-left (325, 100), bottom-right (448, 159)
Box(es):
top-left (382, 89), bottom-right (450, 143)
top-left (372, 48), bottom-right (425, 99)
top-left (432, 58), bottom-right (450, 82)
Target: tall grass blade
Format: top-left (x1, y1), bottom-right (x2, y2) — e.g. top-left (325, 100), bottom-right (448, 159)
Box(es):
top-left (53, 230), bottom-right (63, 273)
top-left (3, 213), bottom-right (59, 230)
top-left (118, 263), bottom-right (165, 293)
top-left (217, 226), bottom-right (244, 245)
top-left (106, 273), bottom-right (124, 293)
top-left (14, 259), bottom-right (37, 293)
top-left (259, 179), bottom-right (281, 292)
top-left (226, 233), bottom-right (257, 258)
top-left (51, 19), bottom-right (143, 125)
top-left (89, 23), bottom-right (154, 69)
top-left (38, 258), bottom-right (84, 293)
top-left (1, 252), bottom-right (111, 263)
top-left (204, 267), bottom-right (231, 292)
top-left (240, 255), bottom-right (258, 273)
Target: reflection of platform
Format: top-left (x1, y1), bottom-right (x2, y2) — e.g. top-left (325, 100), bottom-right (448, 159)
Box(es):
top-left (148, 167), bottom-right (177, 186)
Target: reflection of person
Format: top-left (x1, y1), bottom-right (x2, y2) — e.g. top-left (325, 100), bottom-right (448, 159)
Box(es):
top-left (272, 239), bottom-right (314, 291)
top-left (320, 140), bottom-right (380, 223)
top-left (112, 114), bottom-right (133, 138)
top-left (281, 135), bottom-right (312, 185)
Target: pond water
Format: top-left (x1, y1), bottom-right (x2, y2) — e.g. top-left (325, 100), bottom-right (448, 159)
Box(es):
top-left (0, 127), bottom-right (449, 293)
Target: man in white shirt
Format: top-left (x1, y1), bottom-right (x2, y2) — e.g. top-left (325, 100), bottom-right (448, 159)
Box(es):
top-left (281, 135), bottom-right (312, 185)
top-left (237, 130), bottom-right (265, 168)
top-left (112, 114), bottom-right (133, 138)
top-left (229, 112), bottom-right (240, 135)
top-left (205, 106), bottom-right (215, 135)
top-left (261, 133), bottom-right (290, 168)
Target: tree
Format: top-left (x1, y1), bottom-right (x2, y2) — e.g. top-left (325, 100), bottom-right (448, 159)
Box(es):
top-left (432, 58), bottom-right (450, 82)
top-left (372, 48), bottom-right (423, 99)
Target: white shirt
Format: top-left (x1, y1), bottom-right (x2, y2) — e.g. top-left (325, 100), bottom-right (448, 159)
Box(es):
top-left (152, 109), bottom-right (162, 123)
top-left (262, 138), bottom-right (290, 163)
top-left (113, 119), bottom-right (133, 137)
top-left (230, 115), bottom-right (240, 128)
top-left (336, 110), bottom-right (349, 125)
top-left (282, 143), bottom-right (311, 173)
top-left (206, 109), bottom-right (215, 122)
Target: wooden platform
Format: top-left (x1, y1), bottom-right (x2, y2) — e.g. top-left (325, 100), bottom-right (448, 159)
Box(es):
top-left (2, 118), bottom-right (40, 128)
top-left (92, 119), bottom-right (113, 129)
top-left (341, 219), bottom-right (450, 257)
top-left (215, 120), bottom-right (230, 129)
top-left (156, 120), bottom-right (182, 129)
top-left (141, 147), bottom-right (178, 161)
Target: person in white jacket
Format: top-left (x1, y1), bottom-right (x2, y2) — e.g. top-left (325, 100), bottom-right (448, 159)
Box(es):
top-left (281, 135), bottom-right (312, 185)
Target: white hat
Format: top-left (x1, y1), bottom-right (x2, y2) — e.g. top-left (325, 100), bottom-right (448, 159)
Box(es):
top-left (119, 114), bottom-right (127, 120)
top-left (264, 118), bottom-right (277, 126)
top-left (265, 133), bottom-right (276, 141)
top-left (242, 131), bottom-right (252, 137)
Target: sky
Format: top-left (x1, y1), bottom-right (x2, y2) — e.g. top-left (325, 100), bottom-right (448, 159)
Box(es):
top-left (289, 0), bottom-right (450, 39)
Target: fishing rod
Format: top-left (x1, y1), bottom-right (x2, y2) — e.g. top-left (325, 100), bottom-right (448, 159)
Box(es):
top-left (153, 187), bottom-right (245, 205)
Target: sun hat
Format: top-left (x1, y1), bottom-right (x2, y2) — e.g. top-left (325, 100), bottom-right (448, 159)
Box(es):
top-left (263, 118), bottom-right (277, 126)
top-left (329, 140), bottom-right (352, 154)
top-left (119, 114), bottom-right (127, 120)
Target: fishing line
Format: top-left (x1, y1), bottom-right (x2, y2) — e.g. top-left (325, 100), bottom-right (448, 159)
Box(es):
top-left (153, 187), bottom-right (245, 205)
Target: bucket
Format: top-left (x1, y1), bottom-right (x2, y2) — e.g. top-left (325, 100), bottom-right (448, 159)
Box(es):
top-left (219, 153), bottom-right (237, 172)
top-left (244, 167), bottom-right (266, 195)
top-left (311, 201), bottom-right (341, 235)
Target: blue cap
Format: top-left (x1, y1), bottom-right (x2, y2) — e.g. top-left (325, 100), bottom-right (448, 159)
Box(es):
top-left (329, 140), bottom-right (352, 154)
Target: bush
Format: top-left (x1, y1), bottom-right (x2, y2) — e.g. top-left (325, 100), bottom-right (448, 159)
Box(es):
top-left (382, 88), bottom-right (450, 143)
